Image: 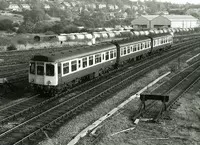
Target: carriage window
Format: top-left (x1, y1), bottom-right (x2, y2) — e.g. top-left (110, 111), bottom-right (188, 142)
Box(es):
top-left (136, 44), bottom-right (138, 51)
top-left (124, 48), bottom-right (127, 55)
top-left (106, 52), bottom-right (109, 60)
top-left (138, 43), bottom-right (141, 50)
top-left (114, 50), bottom-right (117, 57)
top-left (145, 42), bottom-right (148, 48)
top-left (130, 46), bottom-right (133, 52)
top-left (121, 48), bottom-right (124, 56)
top-left (127, 47), bottom-right (130, 53)
top-left (71, 60), bottom-right (77, 72)
top-left (89, 56), bottom-right (93, 66)
top-left (95, 54), bottom-right (101, 63)
top-left (37, 62), bottom-right (44, 76)
top-left (30, 62), bottom-right (35, 74)
top-left (82, 57), bottom-right (87, 68)
top-left (63, 62), bottom-right (69, 74)
top-left (110, 50), bottom-right (114, 59)
top-left (142, 43), bottom-right (145, 49)
top-left (78, 60), bottom-right (81, 68)
top-left (46, 64), bottom-right (54, 76)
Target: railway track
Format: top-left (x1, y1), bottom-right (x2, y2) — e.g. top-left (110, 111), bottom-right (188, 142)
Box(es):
top-left (0, 38), bottom-right (199, 144)
top-left (1, 36), bottom-right (200, 84)
top-left (133, 60), bottom-right (200, 122)
top-left (1, 33), bottom-right (200, 84)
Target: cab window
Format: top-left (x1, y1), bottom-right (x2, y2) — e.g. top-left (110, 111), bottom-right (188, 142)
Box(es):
top-left (71, 60), bottom-right (77, 72)
top-left (37, 62), bottom-right (44, 76)
top-left (63, 62), bottom-right (69, 74)
top-left (30, 62), bottom-right (35, 74)
top-left (46, 64), bottom-right (54, 76)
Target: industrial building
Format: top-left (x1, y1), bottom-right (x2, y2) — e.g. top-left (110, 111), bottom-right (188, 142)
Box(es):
top-left (131, 15), bottom-right (199, 29)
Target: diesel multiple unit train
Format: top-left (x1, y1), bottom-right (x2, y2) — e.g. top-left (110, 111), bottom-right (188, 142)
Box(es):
top-left (29, 33), bottom-right (173, 95)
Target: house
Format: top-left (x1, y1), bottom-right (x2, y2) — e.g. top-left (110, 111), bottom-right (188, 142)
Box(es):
top-left (186, 8), bottom-right (200, 15)
top-left (44, 4), bottom-right (50, 9)
top-left (59, 4), bottom-right (65, 10)
top-left (8, 4), bottom-right (22, 12)
top-left (155, 11), bottom-right (169, 15)
top-left (98, 3), bottom-right (106, 9)
top-left (115, 12), bottom-right (128, 19)
top-left (71, 2), bottom-right (77, 7)
top-left (105, 12), bottom-right (115, 20)
top-left (63, 2), bottom-right (71, 7)
top-left (124, 5), bottom-right (131, 9)
top-left (86, 4), bottom-right (96, 9)
top-left (21, 4), bottom-right (31, 10)
top-left (114, 5), bottom-right (119, 9)
top-left (131, 15), bottom-right (199, 29)
top-left (107, 4), bottom-right (115, 10)
top-left (132, 5), bottom-right (138, 10)
top-left (131, 15), bottom-right (158, 29)
top-left (152, 15), bottom-right (199, 28)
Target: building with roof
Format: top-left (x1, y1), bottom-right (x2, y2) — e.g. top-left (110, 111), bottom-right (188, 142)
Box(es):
top-left (131, 15), bottom-right (158, 29)
top-left (152, 15), bottom-right (199, 29)
top-left (8, 4), bottom-right (22, 12)
top-left (131, 15), bottom-right (199, 29)
top-left (21, 4), bottom-right (31, 10)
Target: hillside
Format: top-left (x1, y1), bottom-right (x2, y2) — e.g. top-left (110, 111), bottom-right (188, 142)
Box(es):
top-left (0, 0), bottom-right (199, 34)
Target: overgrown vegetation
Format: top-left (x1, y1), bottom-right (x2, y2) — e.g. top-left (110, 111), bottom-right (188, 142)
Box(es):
top-left (7, 44), bottom-right (17, 51)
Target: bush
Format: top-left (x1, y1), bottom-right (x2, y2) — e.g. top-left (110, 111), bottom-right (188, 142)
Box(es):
top-left (45, 31), bottom-right (55, 35)
top-left (7, 44), bottom-right (17, 51)
top-left (17, 39), bottom-right (27, 45)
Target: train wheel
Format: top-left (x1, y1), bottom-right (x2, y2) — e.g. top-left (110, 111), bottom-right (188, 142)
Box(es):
top-left (89, 72), bottom-right (95, 80)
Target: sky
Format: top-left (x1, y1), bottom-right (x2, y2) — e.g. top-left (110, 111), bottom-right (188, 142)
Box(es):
top-left (159, 0), bottom-right (200, 4)
top-left (129, 0), bottom-right (200, 4)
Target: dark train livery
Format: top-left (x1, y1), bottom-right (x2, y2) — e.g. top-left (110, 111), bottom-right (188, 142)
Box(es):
top-left (29, 33), bottom-right (173, 95)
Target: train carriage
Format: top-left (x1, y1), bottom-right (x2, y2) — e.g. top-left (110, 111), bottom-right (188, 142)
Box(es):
top-left (29, 33), bottom-right (173, 96)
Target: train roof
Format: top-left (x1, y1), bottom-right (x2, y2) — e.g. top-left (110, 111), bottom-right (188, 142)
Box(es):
top-left (149, 33), bottom-right (172, 38)
top-left (31, 42), bottom-right (116, 62)
top-left (117, 35), bottom-right (150, 46)
top-left (31, 33), bottom-right (172, 63)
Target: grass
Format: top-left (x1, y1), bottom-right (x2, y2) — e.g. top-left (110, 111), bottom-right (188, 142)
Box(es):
top-left (38, 46), bottom-right (200, 145)
top-left (0, 13), bottom-right (23, 22)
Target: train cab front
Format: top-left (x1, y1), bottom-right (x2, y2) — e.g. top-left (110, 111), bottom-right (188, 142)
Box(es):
top-left (29, 61), bottom-right (58, 96)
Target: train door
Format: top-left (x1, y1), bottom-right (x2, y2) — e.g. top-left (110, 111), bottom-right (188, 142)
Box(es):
top-left (102, 52), bottom-right (105, 62)
top-left (57, 63), bottom-right (62, 85)
top-left (35, 62), bottom-right (45, 85)
top-left (44, 63), bottom-right (58, 86)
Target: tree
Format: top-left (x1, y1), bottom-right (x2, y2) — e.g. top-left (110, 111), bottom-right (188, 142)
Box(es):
top-left (0, 0), bottom-right (9, 10)
top-left (23, 5), bottom-right (48, 23)
top-left (0, 19), bottom-right (14, 31)
top-left (17, 20), bottom-right (35, 33)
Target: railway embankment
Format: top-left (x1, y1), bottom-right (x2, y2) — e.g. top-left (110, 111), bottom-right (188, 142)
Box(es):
top-left (39, 45), bottom-right (200, 145)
